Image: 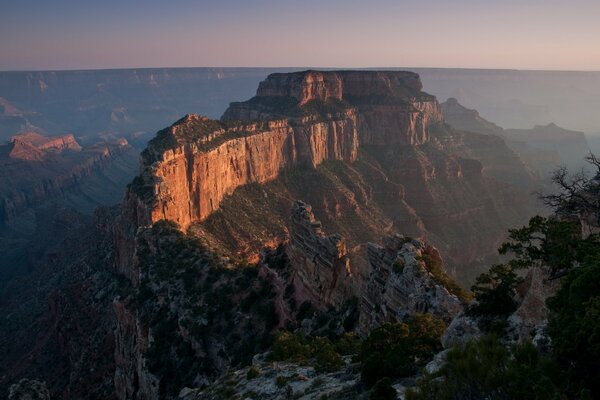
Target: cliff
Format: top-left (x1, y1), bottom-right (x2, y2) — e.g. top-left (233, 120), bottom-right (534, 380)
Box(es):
top-left (359, 234), bottom-right (463, 333)
top-left (440, 98), bottom-right (503, 136)
top-left (504, 123), bottom-right (591, 173)
top-left (117, 71), bottom-right (542, 286)
top-left (287, 201), bottom-right (353, 307)
top-left (0, 135), bottom-right (133, 227)
top-left (440, 98), bottom-right (590, 180)
top-left (126, 70), bottom-right (441, 232)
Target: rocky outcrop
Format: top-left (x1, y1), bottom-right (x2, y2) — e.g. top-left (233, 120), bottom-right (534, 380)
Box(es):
top-left (504, 123), bottom-right (591, 173)
top-left (440, 98), bottom-right (590, 180)
top-left (223, 70), bottom-right (442, 146)
top-left (360, 234), bottom-right (462, 333)
top-left (0, 136), bottom-right (132, 227)
top-left (132, 114), bottom-right (358, 230)
top-left (287, 201), bottom-right (353, 308)
top-left (8, 379), bottom-right (51, 400)
top-left (10, 131), bottom-right (82, 155)
top-left (506, 267), bottom-right (561, 343)
top-left (440, 98), bottom-right (503, 136)
top-left (442, 267), bottom-right (561, 349)
top-left (180, 353), bottom-right (360, 400)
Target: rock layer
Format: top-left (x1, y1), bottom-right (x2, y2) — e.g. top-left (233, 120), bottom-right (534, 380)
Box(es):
top-left (360, 234), bottom-right (462, 333)
top-left (287, 201), bottom-right (353, 307)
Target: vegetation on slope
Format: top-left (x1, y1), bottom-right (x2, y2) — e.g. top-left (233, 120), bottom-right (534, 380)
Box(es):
top-left (135, 221), bottom-right (279, 397)
top-left (409, 155), bottom-right (600, 399)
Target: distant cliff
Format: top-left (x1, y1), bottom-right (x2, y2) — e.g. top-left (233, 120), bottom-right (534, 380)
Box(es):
top-left (440, 97), bottom-right (591, 179)
top-left (0, 133), bottom-right (133, 227)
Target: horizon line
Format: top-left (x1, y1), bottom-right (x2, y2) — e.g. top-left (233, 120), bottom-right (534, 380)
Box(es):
top-left (2, 66), bottom-right (600, 74)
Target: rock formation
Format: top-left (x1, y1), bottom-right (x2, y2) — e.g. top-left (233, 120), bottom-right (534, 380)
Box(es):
top-left (440, 98), bottom-right (591, 180)
top-left (360, 234), bottom-right (462, 332)
top-left (440, 98), bottom-right (503, 136)
top-left (108, 70), bottom-right (547, 399)
top-left (125, 70), bottom-right (441, 232)
top-left (118, 70), bottom-right (540, 286)
top-left (504, 123), bottom-right (591, 173)
top-left (287, 201), bottom-right (353, 307)
top-left (8, 379), bottom-right (51, 400)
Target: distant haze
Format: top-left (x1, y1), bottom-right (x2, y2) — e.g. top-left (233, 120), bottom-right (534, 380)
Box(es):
top-left (1, 0), bottom-right (600, 71)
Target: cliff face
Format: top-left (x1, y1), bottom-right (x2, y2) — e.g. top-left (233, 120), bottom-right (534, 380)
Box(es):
top-left (0, 136), bottom-right (133, 227)
top-left (223, 70), bottom-right (442, 146)
top-left (126, 70), bottom-right (441, 234)
top-left (287, 201), bottom-right (353, 307)
top-left (132, 112), bottom-right (359, 231)
top-left (112, 71), bottom-right (542, 398)
top-left (360, 235), bottom-right (462, 333)
top-left (440, 98), bottom-right (590, 180)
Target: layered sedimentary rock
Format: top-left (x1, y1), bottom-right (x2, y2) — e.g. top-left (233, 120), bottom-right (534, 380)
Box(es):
top-left (504, 123), bottom-right (591, 173)
top-left (440, 98), bottom-right (503, 136)
top-left (111, 71), bottom-right (543, 398)
top-left (129, 112), bottom-right (358, 231)
top-left (359, 234), bottom-right (462, 332)
top-left (0, 134), bottom-right (133, 226)
top-left (223, 70), bottom-right (442, 146)
top-left (10, 131), bottom-right (82, 154)
top-left (287, 201), bottom-right (353, 307)
top-left (125, 70), bottom-right (441, 232)
top-left (440, 98), bottom-right (590, 179)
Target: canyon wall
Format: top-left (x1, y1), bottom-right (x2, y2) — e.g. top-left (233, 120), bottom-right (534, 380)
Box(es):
top-left (126, 70), bottom-right (441, 234)
top-left (0, 135), bottom-right (132, 227)
top-left (287, 201), bottom-right (353, 307)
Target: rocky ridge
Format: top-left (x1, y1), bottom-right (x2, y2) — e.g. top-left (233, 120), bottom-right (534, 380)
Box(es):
top-left (440, 97), bottom-right (591, 179)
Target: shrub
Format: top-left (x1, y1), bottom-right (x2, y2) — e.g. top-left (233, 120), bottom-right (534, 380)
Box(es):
top-left (275, 376), bottom-right (288, 387)
top-left (370, 377), bottom-right (397, 400)
top-left (406, 336), bottom-right (566, 400)
top-left (468, 264), bottom-right (521, 318)
top-left (360, 315), bottom-right (444, 387)
top-left (313, 337), bottom-right (343, 373)
top-left (246, 366), bottom-right (260, 379)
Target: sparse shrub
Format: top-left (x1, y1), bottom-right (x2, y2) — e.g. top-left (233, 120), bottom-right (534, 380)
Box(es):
top-left (313, 337), bottom-right (342, 373)
top-left (246, 366), bottom-right (260, 379)
top-left (276, 376), bottom-right (288, 387)
top-left (392, 259), bottom-right (405, 274)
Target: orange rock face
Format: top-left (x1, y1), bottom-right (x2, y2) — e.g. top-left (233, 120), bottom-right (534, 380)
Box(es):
top-left (127, 71), bottom-right (441, 231)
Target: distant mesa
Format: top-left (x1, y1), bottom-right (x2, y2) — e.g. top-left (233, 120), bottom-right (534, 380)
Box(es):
top-left (8, 132), bottom-right (82, 158)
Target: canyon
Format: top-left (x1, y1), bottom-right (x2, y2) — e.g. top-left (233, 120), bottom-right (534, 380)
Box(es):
top-left (440, 97), bottom-right (591, 180)
top-left (122, 70), bottom-right (536, 283)
top-left (1, 69), bottom-right (584, 399)
top-left (104, 71), bottom-right (542, 398)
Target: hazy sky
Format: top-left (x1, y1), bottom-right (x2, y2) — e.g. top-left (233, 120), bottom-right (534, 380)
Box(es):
top-left (1, 0), bottom-right (600, 71)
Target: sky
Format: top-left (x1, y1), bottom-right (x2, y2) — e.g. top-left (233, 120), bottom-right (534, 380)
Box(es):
top-left (1, 0), bottom-right (600, 71)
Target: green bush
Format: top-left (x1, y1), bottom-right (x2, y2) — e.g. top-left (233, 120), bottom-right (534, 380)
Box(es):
top-left (360, 315), bottom-right (445, 387)
top-left (313, 337), bottom-right (343, 373)
top-left (468, 264), bottom-right (521, 318)
top-left (417, 253), bottom-right (473, 303)
top-left (406, 336), bottom-right (567, 400)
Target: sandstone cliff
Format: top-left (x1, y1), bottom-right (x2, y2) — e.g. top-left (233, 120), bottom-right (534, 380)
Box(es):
top-left (287, 201), bottom-right (353, 307)
top-left (125, 70), bottom-right (441, 233)
top-left (111, 71), bottom-right (543, 399)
